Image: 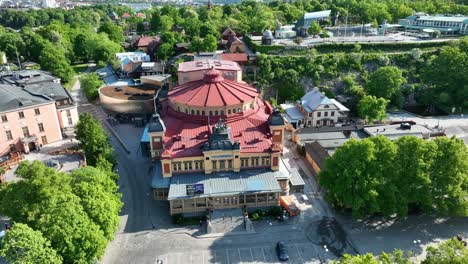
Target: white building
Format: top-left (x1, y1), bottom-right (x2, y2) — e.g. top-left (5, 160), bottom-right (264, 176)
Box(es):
top-left (281, 88), bottom-right (349, 128)
top-left (275, 25), bottom-right (297, 39)
top-left (42, 0), bottom-right (56, 8)
top-left (399, 13), bottom-right (468, 35)
top-left (116, 52), bottom-right (150, 67)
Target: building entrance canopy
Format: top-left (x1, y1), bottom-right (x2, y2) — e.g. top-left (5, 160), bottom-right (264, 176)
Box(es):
top-left (167, 170), bottom-right (283, 200)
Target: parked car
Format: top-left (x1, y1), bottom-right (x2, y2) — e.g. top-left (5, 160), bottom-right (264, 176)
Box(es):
top-left (276, 241), bottom-right (289, 261)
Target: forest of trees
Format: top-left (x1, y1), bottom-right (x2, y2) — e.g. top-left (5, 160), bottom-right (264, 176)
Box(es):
top-left (254, 37), bottom-right (468, 117)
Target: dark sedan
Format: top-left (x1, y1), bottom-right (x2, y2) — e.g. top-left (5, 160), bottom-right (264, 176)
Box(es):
top-left (276, 241), bottom-right (289, 261)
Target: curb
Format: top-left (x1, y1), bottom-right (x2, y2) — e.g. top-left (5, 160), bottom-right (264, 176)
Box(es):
top-left (104, 120), bottom-right (131, 154)
top-left (192, 230), bottom-right (257, 239)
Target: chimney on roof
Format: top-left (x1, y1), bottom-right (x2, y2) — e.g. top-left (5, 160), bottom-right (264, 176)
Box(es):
top-left (181, 143), bottom-right (186, 149)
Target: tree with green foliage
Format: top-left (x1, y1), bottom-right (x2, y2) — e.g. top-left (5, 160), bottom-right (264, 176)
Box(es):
top-left (421, 45), bottom-right (468, 112)
top-left (157, 42), bottom-right (175, 62)
top-left (159, 15), bottom-right (174, 32)
top-left (87, 33), bottom-right (122, 64)
top-left (429, 137), bottom-right (468, 216)
top-left (274, 69), bottom-right (304, 101)
top-left (70, 167), bottom-right (122, 240)
top-left (0, 223), bottom-right (62, 264)
top-left (150, 8), bottom-right (161, 31)
top-left (334, 249), bottom-right (412, 264)
top-left (307, 21), bottom-right (321, 37)
top-left (366, 66), bottom-right (406, 100)
top-left (319, 136), bottom-right (397, 217)
top-left (0, 161), bottom-right (108, 263)
top-left (202, 34), bottom-right (217, 52)
top-left (423, 238), bottom-right (468, 264)
top-left (393, 136), bottom-right (435, 214)
top-left (319, 136), bottom-right (468, 218)
top-left (80, 73), bottom-right (103, 101)
top-left (75, 112), bottom-right (114, 167)
top-left (39, 43), bottom-right (74, 83)
top-left (189, 36), bottom-right (204, 53)
top-left (98, 22), bottom-right (124, 43)
top-left (357, 95), bottom-right (388, 123)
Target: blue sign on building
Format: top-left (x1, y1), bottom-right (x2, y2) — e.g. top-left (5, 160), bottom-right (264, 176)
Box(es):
top-left (186, 183), bottom-right (204, 196)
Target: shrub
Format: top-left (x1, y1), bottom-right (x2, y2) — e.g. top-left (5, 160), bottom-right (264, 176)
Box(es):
top-left (80, 73), bottom-right (103, 101)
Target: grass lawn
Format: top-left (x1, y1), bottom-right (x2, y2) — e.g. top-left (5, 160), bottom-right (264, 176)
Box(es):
top-left (63, 77), bottom-right (78, 91)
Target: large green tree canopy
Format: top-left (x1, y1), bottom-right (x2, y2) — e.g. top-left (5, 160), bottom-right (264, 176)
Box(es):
top-left (319, 136), bottom-right (468, 218)
top-left (0, 161), bottom-right (111, 263)
top-left (0, 223), bottom-right (62, 264)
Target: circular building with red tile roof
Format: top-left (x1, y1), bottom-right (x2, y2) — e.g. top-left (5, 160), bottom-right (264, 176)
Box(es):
top-left (168, 68), bottom-right (259, 116)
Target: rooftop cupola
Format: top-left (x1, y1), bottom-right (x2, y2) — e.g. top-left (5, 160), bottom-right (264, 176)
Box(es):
top-left (203, 68), bottom-right (224, 83)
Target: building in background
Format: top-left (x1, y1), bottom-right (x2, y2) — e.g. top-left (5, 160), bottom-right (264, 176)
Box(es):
top-left (281, 88), bottom-right (349, 128)
top-left (42, 0), bottom-right (56, 8)
top-left (133, 36), bottom-right (161, 53)
top-left (115, 52), bottom-right (151, 77)
top-left (177, 59), bottom-right (242, 84)
top-left (0, 70), bottom-right (78, 138)
top-left (275, 25), bottom-right (297, 39)
top-left (0, 84), bottom-right (63, 156)
top-left (399, 13), bottom-right (468, 35)
top-left (295, 10), bottom-right (331, 37)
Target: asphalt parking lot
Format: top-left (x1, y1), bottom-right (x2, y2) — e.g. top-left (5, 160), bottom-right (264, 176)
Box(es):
top-left (157, 243), bottom-right (324, 264)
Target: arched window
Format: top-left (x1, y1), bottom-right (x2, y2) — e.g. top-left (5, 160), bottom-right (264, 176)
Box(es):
top-left (233, 108), bottom-right (236, 113)
top-left (197, 110), bottom-right (200, 115)
top-left (228, 109), bottom-right (231, 114)
top-left (221, 110), bottom-right (224, 115)
top-left (238, 108), bottom-right (241, 113)
top-left (209, 111), bottom-right (213, 116)
top-left (215, 110), bottom-right (218, 116)
top-left (191, 110), bottom-right (195, 115)
top-left (177, 106), bottom-right (180, 112)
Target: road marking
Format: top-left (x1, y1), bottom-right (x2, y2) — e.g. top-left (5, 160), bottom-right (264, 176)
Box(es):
top-left (249, 247), bottom-right (254, 261)
top-left (238, 248), bottom-right (242, 262)
top-left (295, 244), bottom-right (305, 263)
top-left (202, 251), bottom-right (205, 264)
top-left (261, 247), bottom-right (266, 261)
top-left (226, 249), bottom-right (230, 264)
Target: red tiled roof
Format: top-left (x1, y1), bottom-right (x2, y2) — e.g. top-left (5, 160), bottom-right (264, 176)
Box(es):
top-left (220, 53), bottom-right (248, 63)
top-left (161, 98), bottom-right (273, 158)
top-left (122, 13), bottom-right (131, 18)
top-left (168, 69), bottom-right (258, 107)
top-left (135, 36), bottom-right (161, 48)
top-left (222, 27), bottom-right (236, 37)
top-left (136, 12), bottom-right (145, 17)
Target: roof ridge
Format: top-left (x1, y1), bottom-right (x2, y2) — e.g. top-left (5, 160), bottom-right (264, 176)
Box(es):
top-left (214, 83), bottom-right (227, 106)
top-left (186, 81), bottom-right (206, 105)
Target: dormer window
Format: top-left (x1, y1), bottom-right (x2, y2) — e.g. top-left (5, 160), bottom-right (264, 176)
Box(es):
top-left (324, 105), bottom-right (330, 108)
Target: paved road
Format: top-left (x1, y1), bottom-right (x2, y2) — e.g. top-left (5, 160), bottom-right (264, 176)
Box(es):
top-left (387, 112), bottom-right (468, 144)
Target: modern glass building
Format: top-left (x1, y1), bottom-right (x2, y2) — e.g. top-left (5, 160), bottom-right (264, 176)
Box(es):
top-left (399, 13), bottom-right (468, 35)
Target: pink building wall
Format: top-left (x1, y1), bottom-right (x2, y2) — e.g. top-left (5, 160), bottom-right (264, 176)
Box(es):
top-left (0, 102), bottom-right (63, 156)
top-left (178, 69), bottom-right (242, 85)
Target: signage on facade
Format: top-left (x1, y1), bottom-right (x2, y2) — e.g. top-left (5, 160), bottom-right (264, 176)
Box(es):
top-left (186, 183), bottom-right (204, 196)
top-left (211, 154), bottom-right (233, 160)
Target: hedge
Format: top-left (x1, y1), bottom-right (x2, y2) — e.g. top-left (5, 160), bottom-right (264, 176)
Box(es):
top-left (245, 36), bottom-right (456, 54)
